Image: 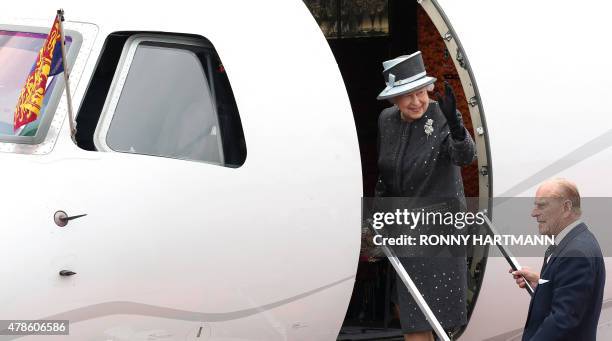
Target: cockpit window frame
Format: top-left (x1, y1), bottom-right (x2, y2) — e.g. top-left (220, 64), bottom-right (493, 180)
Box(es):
top-left (0, 21), bottom-right (96, 155)
top-left (0, 25), bottom-right (82, 144)
top-left (93, 34), bottom-right (231, 166)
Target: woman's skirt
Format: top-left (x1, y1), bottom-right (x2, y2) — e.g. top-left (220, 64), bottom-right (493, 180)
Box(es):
top-left (393, 255), bottom-right (468, 333)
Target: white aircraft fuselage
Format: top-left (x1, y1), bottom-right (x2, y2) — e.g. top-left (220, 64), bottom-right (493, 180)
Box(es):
top-left (1, 0), bottom-right (611, 340)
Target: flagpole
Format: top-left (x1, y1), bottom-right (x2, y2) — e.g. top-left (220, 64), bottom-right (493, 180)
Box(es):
top-left (56, 9), bottom-right (76, 140)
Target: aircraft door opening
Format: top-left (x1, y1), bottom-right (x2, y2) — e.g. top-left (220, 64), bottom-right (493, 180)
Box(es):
top-left (304, 0), bottom-right (492, 339)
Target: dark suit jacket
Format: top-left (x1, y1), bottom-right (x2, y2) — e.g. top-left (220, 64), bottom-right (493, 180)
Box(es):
top-left (522, 223), bottom-right (605, 340)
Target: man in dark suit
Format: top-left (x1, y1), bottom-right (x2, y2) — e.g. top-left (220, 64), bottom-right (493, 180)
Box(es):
top-left (512, 178), bottom-right (605, 340)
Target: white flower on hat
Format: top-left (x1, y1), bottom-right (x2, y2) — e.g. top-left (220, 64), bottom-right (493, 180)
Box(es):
top-left (424, 119), bottom-right (434, 137)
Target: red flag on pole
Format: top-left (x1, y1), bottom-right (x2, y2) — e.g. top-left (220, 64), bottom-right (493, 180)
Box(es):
top-left (13, 14), bottom-right (62, 132)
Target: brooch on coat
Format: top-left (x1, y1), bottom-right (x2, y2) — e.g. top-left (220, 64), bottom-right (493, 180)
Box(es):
top-left (424, 119), bottom-right (434, 137)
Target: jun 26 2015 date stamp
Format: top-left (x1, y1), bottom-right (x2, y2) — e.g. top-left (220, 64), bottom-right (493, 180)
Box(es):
top-left (0, 320), bottom-right (69, 335)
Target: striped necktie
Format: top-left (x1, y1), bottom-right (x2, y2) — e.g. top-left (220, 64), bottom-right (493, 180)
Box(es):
top-left (542, 244), bottom-right (557, 272)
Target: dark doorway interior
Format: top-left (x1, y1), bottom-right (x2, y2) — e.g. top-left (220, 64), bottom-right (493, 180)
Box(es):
top-left (327, 0), bottom-right (418, 197)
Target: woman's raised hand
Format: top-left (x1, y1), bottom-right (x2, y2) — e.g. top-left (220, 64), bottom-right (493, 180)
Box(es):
top-left (437, 81), bottom-right (466, 140)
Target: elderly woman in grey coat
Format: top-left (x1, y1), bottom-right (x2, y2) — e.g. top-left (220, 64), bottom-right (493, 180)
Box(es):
top-left (376, 52), bottom-right (476, 341)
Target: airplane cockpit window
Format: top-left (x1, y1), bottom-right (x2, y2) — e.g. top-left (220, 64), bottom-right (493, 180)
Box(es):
top-left (106, 43), bottom-right (223, 163)
top-left (0, 29), bottom-right (77, 144)
top-left (76, 33), bottom-right (246, 167)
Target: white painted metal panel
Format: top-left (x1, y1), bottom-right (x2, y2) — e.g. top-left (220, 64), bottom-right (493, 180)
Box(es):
top-left (0, 1), bottom-right (361, 339)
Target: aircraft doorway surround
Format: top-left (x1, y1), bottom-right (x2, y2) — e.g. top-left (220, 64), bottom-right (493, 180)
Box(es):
top-left (416, 3), bottom-right (493, 338)
top-left (305, 0), bottom-right (492, 339)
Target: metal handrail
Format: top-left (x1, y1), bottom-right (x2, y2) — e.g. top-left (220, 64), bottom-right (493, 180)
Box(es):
top-left (368, 224), bottom-right (451, 341)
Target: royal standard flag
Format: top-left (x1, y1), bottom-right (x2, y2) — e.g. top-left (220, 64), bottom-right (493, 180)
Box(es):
top-left (13, 14), bottom-right (62, 132)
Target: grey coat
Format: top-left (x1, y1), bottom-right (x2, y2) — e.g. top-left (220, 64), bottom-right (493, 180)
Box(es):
top-left (377, 102), bottom-right (475, 199)
top-left (376, 101), bottom-right (476, 332)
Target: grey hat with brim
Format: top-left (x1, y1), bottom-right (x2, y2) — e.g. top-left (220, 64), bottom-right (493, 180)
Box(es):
top-left (376, 51), bottom-right (436, 100)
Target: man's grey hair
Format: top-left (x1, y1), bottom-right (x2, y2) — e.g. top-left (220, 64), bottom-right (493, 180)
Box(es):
top-left (546, 178), bottom-right (582, 215)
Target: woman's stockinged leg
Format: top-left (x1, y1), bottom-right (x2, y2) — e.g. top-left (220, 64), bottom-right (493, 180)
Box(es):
top-left (403, 330), bottom-right (434, 341)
